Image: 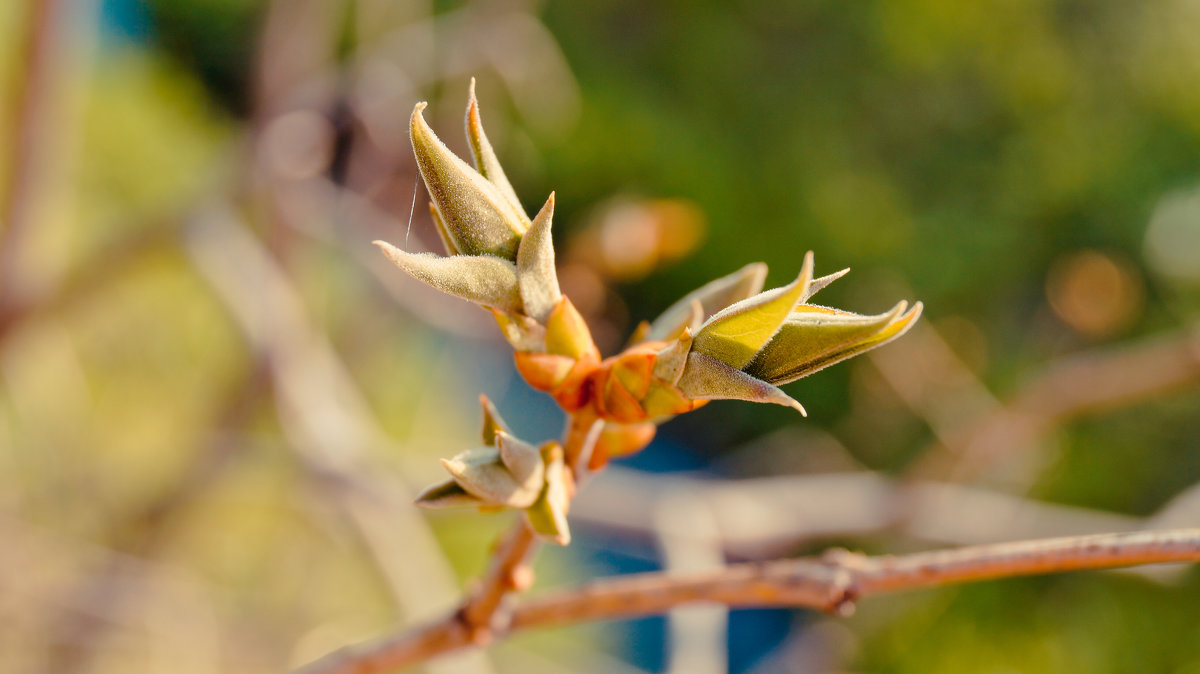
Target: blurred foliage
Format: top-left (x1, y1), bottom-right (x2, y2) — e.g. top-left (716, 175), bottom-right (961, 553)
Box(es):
top-left (3, 0), bottom-right (1200, 672)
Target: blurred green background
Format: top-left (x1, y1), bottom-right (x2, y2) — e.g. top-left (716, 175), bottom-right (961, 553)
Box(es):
top-left (2, 0), bottom-right (1200, 672)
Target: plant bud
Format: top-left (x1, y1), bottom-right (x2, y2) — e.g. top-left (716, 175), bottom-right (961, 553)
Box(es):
top-left (410, 102), bottom-right (528, 259)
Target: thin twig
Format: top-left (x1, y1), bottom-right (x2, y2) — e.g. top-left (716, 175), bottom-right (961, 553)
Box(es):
top-left (297, 528), bottom-right (1200, 674)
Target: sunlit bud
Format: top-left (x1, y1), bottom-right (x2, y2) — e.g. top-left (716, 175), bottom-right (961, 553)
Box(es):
top-left (544, 297), bottom-right (599, 360)
top-left (676, 351), bottom-right (807, 415)
top-left (516, 194), bottom-right (563, 322)
top-left (465, 78), bottom-right (525, 217)
top-left (374, 242), bottom-right (522, 312)
top-left (645, 262), bottom-right (767, 341)
top-left (410, 102), bottom-right (528, 258)
top-left (691, 252), bottom-right (813, 369)
top-left (440, 446), bottom-right (544, 509)
top-left (746, 301), bottom-right (923, 385)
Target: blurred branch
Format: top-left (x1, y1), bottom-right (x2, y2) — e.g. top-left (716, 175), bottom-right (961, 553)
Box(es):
top-left (0, 0), bottom-right (64, 296)
top-left (42, 362), bottom-right (270, 674)
top-left (943, 323), bottom-right (1200, 479)
top-left (869, 321), bottom-right (1200, 481)
top-left (572, 468), bottom-right (1141, 559)
top-left (297, 529), bottom-right (1200, 674)
top-left (0, 225), bottom-right (175, 340)
top-left (183, 205), bottom-right (460, 611)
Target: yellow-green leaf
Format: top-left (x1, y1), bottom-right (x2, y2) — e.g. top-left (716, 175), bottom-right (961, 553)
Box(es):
top-left (691, 253), bottom-right (814, 369)
top-left (646, 262), bottom-right (767, 341)
top-left (747, 301), bottom-right (923, 385)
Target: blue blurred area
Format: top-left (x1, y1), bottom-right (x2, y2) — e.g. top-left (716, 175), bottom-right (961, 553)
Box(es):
top-left (99, 0), bottom-right (153, 43)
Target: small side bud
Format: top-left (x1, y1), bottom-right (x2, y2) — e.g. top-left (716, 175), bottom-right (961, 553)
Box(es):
top-left (441, 447), bottom-right (543, 508)
top-left (544, 297), bottom-right (599, 360)
top-left (495, 430), bottom-right (546, 489)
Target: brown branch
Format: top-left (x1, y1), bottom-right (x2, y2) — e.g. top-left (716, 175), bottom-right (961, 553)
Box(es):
top-left (296, 528), bottom-right (1200, 674)
top-left (0, 0), bottom-right (63, 297)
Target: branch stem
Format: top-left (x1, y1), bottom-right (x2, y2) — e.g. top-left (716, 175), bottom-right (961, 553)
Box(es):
top-left (297, 528), bottom-right (1200, 674)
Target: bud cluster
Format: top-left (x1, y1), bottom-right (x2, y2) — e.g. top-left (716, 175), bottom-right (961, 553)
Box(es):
top-left (379, 82), bottom-right (922, 543)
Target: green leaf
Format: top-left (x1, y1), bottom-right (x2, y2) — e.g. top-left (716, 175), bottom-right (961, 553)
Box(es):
top-left (646, 262), bottom-right (767, 341)
top-left (676, 352), bottom-right (806, 415)
top-left (374, 241), bottom-right (522, 312)
top-left (747, 301), bottom-right (923, 385)
top-left (410, 102), bottom-right (528, 258)
top-left (465, 78), bottom-right (525, 216)
top-left (516, 193), bottom-right (562, 322)
top-left (691, 253), bottom-right (814, 369)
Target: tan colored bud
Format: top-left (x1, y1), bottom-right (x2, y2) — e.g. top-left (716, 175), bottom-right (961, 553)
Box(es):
top-left (440, 446), bottom-right (543, 508)
top-left (414, 479), bottom-right (485, 509)
top-left (465, 78), bottom-right (525, 217)
top-left (374, 241), bottom-right (522, 312)
top-left (410, 102), bottom-right (528, 258)
top-left (516, 193), bottom-right (562, 322)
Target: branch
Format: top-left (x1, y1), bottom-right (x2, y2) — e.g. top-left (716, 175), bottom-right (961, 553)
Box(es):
top-left (296, 528), bottom-right (1200, 674)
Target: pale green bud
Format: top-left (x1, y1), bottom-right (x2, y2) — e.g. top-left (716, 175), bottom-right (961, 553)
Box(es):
top-left (516, 193), bottom-right (562, 322)
top-left (676, 351), bottom-right (806, 415)
top-left (410, 102), bottom-right (528, 258)
top-left (440, 446), bottom-right (544, 509)
top-left (373, 241), bottom-right (522, 312)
